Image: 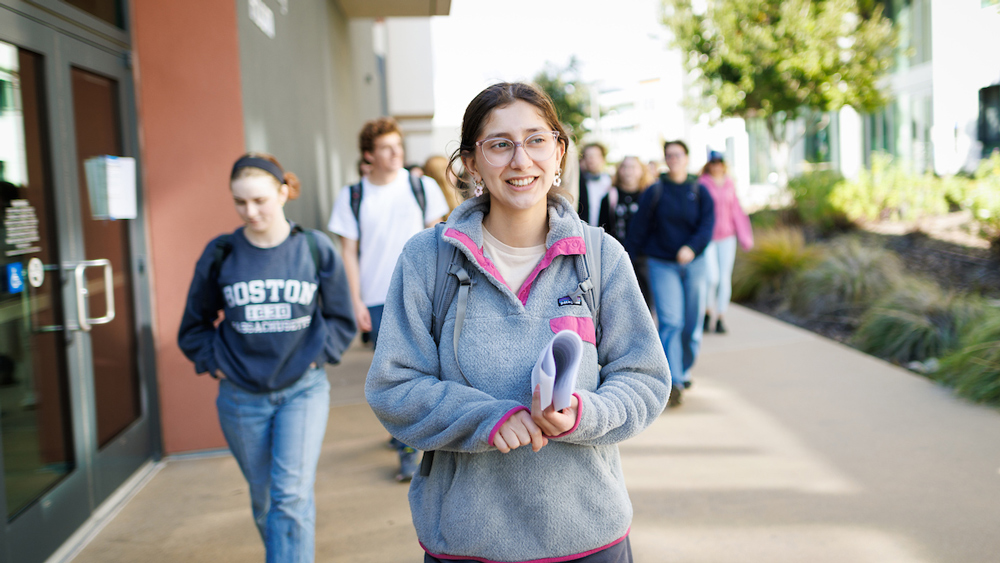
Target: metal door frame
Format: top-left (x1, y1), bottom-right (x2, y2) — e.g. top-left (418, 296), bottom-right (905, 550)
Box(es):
top-left (0, 3), bottom-right (159, 562)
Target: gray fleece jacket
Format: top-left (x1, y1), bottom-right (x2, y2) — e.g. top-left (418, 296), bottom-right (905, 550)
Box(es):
top-left (365, 195), bottom-right (670, 562)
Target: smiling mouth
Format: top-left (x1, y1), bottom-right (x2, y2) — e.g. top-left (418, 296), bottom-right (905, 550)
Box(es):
top-left (506, 177), bottom-right (536, 188)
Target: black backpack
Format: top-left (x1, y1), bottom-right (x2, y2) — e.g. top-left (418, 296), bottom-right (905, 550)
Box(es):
top-left (349, 174), bottom-right (427, 253)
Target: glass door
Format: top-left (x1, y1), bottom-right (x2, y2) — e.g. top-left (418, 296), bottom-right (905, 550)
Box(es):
top-left (0, 6), bottom-right (155, 563)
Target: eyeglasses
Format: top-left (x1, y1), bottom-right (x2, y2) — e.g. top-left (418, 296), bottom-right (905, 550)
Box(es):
top-left (476, 131), bottom-right (560, 167)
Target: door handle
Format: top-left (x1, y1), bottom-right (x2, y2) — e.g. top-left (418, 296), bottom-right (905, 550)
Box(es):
top-left (35, 259), bottom-right (116, 333)
top-left (73, 259), bottom-right (115, 332)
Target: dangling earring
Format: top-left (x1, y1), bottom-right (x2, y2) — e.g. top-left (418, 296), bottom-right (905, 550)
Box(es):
top-left (473, 178), bottom-right (485, 197)
top-left (553, 169), bottom-right (563, 188)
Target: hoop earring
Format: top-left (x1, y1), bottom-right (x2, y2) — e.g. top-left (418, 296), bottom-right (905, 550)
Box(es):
top-left (553, 169), bottom-right (563, 188)
top-left (473, 178), bottom-right (485, 197)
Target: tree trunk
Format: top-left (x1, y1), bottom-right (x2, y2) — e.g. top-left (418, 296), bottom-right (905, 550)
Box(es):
top-left (765, 113), bottom-right (791, 189)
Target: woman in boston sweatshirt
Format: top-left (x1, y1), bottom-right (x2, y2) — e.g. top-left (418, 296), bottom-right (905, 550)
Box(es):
top-left (178, 153), bottom-right (355, 563)
top-left (366, 83), bottom-right (670, 563)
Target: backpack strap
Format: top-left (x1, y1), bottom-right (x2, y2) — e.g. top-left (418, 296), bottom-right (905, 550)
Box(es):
top-left (581, 224), bottom-right (603, 345)
top-left (206, 234), bottom-right (234, 322)
top-left (291, 224), bottom-right (322, 276)
top-left (410, 174), bottom-right (428, 220)
top-left (429, 224), bottom-right (471, 377)
top-left (423, 223), bottom-right (470, 478)
top-left (349, 181), bottom-right (363, 252)
top-left (431, 223), bottom-right (458, 344)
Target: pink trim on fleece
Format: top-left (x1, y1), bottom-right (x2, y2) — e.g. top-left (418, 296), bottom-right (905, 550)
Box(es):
top-left (488, 406), bottom-right (528, 447)
top-left (549, 316), bottom-right (597, 346)
top-left (516, 236), bottom-right (586, 305)
top-left (419, 529), bottom-right (629, 562)
top-left (445, 228), bottom-right (511, 290)
top-left (550, 393), bottom-right (583, 438)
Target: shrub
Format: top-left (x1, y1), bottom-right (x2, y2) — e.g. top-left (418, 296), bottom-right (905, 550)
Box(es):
top-left (749, 207), bottom-right (796, 231)
top-left (732, 227), bottom-right (821, 303)
top-left (787, 236), bottom-right (903, 318)
top-left (787, 170), bottom-right (852, 233)
top-left (852, 280), bottom-right (984, 364)
top-left (829, 152), bottom-right (950, 223)
top-left (936, 307), bottom-right (1000, 405)
top-left (967, 152), bottom-right (1000, 245)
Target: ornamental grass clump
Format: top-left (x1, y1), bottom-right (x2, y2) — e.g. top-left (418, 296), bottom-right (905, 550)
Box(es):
top-left (732, 227), bottom-right (820, 303)
top-left (936, 308), bottom-right (1000, 405)
top-left (787, 170), bottom-right (852, 234)
top-left (852, 280), bottom-right (984, 364)
top-left (787, 236), bottom-right (903, 319)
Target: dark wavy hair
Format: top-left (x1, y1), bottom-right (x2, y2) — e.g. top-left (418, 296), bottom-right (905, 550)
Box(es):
top-left (448, 82), bottom-right (572, 203)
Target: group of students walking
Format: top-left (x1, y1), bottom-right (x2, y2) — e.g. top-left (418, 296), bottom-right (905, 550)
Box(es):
top-left (579, 142), bottom-right (754, 407)
top-left (177, 82), bottom-right (751, 563)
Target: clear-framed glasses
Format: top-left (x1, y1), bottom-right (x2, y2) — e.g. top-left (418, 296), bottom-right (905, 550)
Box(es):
top-left (475, 131), bottom-right (560, 167)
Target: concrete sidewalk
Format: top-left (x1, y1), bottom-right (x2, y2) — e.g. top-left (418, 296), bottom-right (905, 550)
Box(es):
top-left (69, 305), bottom-right (1000, 562)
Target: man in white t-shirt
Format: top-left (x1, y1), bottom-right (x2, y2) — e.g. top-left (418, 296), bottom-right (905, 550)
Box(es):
top-left (329, 117), bottom-right (448, 346)
top-left (577, 142), bottom-right (612, 226)
top-left (329, 118), bottom-right (447, 482)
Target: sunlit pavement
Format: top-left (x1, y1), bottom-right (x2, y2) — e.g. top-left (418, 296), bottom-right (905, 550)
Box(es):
top-left (70, 305), bottom-right (1000, 563)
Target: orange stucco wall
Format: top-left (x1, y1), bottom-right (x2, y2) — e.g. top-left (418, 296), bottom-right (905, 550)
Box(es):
top-left (131, 0), bottom-right (245, 452)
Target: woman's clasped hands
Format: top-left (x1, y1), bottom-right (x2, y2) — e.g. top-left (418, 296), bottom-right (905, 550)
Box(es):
top-left (492, 385), bottom-right (579, 454)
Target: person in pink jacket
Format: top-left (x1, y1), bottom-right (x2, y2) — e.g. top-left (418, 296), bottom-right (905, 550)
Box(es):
top-left (700, 151), bottom-right (753, 334)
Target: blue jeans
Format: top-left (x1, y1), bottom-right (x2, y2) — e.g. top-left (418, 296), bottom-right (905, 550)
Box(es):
top-left (647, 255), bottom-right (708, 386)
top-left (705, 236), bottom-right (738, 316)
top-left (217, 366), bottom-right (330, 563)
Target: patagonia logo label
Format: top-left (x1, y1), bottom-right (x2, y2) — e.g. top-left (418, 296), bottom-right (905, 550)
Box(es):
top-left (558, 295), bottom-right (582, 307)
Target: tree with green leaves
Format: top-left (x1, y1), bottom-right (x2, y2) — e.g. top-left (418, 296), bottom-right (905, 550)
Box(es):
top-left (662, 0), bottom-right (895, 187)
top-left (533, 56), bottom-right (590, 145)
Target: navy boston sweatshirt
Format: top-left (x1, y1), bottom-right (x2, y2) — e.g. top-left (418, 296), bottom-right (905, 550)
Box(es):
top-left (626, 174), bottom-right (715, 262)
top-left (178, 225), bottom-right (356, 393)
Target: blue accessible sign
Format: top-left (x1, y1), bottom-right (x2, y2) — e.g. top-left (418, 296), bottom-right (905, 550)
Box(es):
top-left (7, 263), bottom-right (24, 294)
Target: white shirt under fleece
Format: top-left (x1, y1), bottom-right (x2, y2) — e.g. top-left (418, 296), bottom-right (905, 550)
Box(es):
top-left (481, 227), bottom-right (546, 294)
top-left (328, 171), bottom-right (449, 307)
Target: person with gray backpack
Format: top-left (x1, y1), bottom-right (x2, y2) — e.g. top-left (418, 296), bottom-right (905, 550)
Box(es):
top-left (365, 83), bottom-right (670, 563)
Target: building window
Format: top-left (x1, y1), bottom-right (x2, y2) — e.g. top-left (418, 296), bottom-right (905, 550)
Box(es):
top-left (981, 85), bottom-right (1000, 157)
top-left (61, 0), bottom-right (125, 28)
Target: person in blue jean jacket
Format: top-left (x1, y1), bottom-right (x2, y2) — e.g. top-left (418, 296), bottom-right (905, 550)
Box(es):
top-left (366, 83), bottom-right (670, 563)
top-left (178, 153), bottom-right (356, 563)
top-left (626, 140), bottom-right (714, 407)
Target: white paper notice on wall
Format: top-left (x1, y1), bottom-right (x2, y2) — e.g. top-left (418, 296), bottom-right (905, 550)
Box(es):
top-left (249, 0), bottom-right (275, 38)
top-left (83, 155), bottom-right (137, 220)
top-left (106, 156), bottom-right (137, 219)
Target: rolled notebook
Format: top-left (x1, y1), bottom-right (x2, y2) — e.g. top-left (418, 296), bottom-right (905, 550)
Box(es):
top-left (531, 330), bottom-right (583, 411)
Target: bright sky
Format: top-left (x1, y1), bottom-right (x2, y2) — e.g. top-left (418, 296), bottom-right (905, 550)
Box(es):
top-left (430, 0), bottom-right (671, 127)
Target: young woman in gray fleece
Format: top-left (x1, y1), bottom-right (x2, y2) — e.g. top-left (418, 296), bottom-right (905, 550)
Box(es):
top-left (366, 83), bottom-right (671, 563)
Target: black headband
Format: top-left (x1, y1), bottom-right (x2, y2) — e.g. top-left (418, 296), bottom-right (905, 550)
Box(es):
top-left (231, 156), bottom-right (285, 185)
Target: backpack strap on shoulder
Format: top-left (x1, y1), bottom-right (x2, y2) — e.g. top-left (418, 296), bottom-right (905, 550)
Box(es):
top-left (423, 223), bottom-right (471, 478)
top-left (428, 223), bottom-right (471, 378)
top-left (582, 224), bottom-right (603, 346)
top-left (430, 223), bottom-right (455, 344)
top-left (349, 181), bottom-right (363, 252)
top-left (410, 174), bottom-right (428, 220)
top-left (206, 234), bottom-right (234, 322)
top-left (291, 224), bottom-right (322, 276)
